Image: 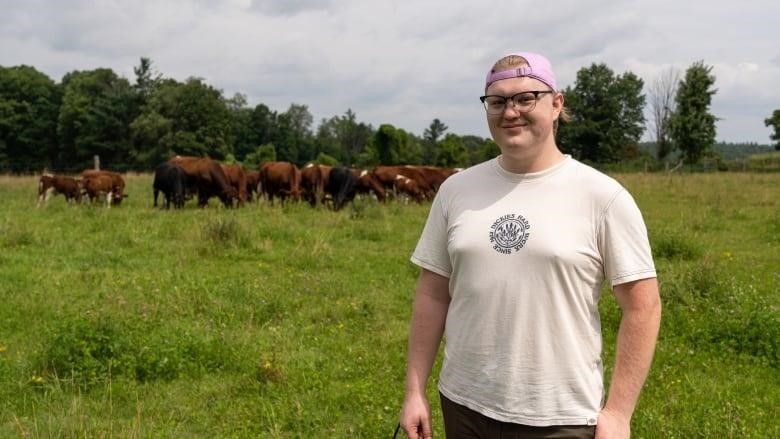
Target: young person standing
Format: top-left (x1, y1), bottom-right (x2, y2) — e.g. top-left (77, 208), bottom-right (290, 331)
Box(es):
top-left (399, 51), bottom-right (661, 439)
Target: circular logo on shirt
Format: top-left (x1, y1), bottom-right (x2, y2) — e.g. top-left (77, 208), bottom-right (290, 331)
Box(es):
top-left (489, 213), bottom-right (531, 254)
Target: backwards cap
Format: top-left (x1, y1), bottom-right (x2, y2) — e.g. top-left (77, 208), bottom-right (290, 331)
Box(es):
top-left (485, 52), bottom-right (557, 92)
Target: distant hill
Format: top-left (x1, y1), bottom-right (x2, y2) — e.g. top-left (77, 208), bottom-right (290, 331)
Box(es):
top-left (639, 142), bottom-right (775, 161)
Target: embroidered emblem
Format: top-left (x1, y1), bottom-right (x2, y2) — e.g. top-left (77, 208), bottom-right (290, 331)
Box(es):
top-left (489, 213), bottom-right (531, 254)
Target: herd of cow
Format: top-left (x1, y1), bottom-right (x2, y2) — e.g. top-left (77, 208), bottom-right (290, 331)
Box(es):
top-left (36, 155), bottom-right (461, 210)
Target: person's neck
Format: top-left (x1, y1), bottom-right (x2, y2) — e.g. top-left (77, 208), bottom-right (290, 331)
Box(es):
top-left (499, 146), bottom-right (565, 174)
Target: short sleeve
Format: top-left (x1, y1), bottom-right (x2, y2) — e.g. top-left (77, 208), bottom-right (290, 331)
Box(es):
top-left (410, 191), bottom-right (452, 278)
top-left (599, 189), bottom-right (656, 287)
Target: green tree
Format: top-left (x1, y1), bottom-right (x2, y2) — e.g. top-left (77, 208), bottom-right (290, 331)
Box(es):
top-left (250, 104), bottom-right (278, 148)
top-left (476, 138), bottom-right (501, 164)
top-left (275, 103), bottom-right (313, 164)
top-left (130, 77), bottom-right (233, 167)
top-left (373, 124), bottom-right (398, 165)
top-left (422, 118), bottom-right (448, 165)
top-left (133, 57), bottom-right (161, 100)
top-left (225, 93), bottom-right (259, 161)
top-left (436, 133), bottom-right (468, 167)
top-left (558, 63), bottom-right (646, 163)
top-left (243, 143), bottom-right (276, 168)
top-left (764, 109), bottom-right (780, 150)
top-left (669, 61), bottom-right (718, 165)
top-left (315, 109), bottom-right (373, 166)
top-left (0, 65), bottom-right (61, 172)
top-left (58, 68), bottom-right (138, 170)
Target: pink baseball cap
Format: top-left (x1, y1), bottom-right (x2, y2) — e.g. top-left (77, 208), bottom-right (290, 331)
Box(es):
top-left (485, 52), bottom-right (557, 92)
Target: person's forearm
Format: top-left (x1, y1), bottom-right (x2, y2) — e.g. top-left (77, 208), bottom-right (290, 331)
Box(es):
top-left (604, 287), bottom-right (661, 418)
top-left (405, 292), bottom-right (449, 394)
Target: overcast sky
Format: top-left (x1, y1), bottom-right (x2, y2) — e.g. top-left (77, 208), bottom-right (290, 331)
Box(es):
top-left (2, 0), bottom-right (778, 144)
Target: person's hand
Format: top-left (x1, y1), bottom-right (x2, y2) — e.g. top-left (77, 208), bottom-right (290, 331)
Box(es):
top-left (399, 392), bottom-right (433, 438)
top-left (595, 407), bottom-right (630, 439)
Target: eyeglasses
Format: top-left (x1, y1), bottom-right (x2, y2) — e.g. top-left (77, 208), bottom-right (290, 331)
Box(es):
top-left (479, 91), bottom-right (554, 115)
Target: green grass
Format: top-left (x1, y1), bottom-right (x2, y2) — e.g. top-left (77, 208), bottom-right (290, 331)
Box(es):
top-left (0, 172), bottom-right (777, 437)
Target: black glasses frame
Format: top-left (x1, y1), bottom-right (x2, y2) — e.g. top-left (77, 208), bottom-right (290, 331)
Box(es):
top-left (479, 90), bottom-right (554, 114)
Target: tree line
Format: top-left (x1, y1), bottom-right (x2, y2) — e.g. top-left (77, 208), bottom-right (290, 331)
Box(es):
top-left (1, 57), bottom-right (777, 174)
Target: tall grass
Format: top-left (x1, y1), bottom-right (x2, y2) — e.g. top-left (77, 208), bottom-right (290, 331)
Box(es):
top-left (0, 172), bottom-right (777, 437)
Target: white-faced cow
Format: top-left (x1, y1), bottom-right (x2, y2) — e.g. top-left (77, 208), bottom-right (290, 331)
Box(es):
top-left (37, 173), bottom-right (82, 206)
top-left (81, 170), bottom-right (127, 207)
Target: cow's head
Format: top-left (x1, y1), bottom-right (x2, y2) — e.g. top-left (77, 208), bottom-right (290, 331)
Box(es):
top-left (111, 190), bottom-right (128, 205)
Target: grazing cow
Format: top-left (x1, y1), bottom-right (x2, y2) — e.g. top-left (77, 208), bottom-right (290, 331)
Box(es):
top-left (221, 164), bottom-right (248, 207)
top-left (373, 165), bottom-right (456, 201)
top-left (394, 174), bottom-right (425, 203)
top-left (352, 168), bottom-right (387, 202)
top-left (372, 165), bottom-right (401, 195)
top-left (168, 156), bottom-right (237, 208)
top-left (82, 174), bottom-right (120, 207)
top-left (300, 163), bottom-right (332, 207)
top-left (81, 170), bottom-right (127, 206)
top-left (258, 161), bottom-right (301, 204)
top-left (37, 173), bottom-right (82, 206)
top-left (245, 170), bottom-right (260, 202)
top-left (153, 162), bottom-right (188, 209)
top-left (326, 166), bottom-right (358, 211)
top-left (410, 165), bottom-right (460, 194)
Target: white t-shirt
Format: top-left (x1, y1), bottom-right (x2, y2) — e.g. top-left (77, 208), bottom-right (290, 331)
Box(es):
top-left (411, 155), bottom-right (656, 427)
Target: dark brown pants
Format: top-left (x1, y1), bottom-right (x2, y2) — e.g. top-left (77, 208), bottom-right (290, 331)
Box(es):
top-left (440, 393), bottom-right (596, 439)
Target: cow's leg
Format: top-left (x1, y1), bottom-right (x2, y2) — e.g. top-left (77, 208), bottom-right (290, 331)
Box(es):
top-left (43, 187), bottom-right (55, 205)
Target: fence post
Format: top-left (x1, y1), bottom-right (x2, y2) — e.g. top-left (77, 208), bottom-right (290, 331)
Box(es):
top-left (93, 155), bottom-right (100, 171)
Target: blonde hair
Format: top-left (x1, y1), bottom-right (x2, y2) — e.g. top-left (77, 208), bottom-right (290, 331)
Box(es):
top-left (490, 55), bottom-right (571, 132)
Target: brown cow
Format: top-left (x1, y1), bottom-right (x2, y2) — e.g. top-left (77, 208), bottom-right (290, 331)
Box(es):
top-left (351, 168), bottom-right (386, 202)
top-left (372, 165), bottom-right (401, 195)
top-left (220, 164), bottom-right (248, 207)
top-left (245, 170), bottom-right (260, 202)
top-left (394, 174), bottom-right (425, 203)
top-left (81, 170), bottom-right (127, 206)
top-left (411, 165), bottom-right (460, 194)
top-left (82, 174), bottom-right (121, 207)
top-left (37, 173), bottom-right (82, 206)
top-left (258, 161), bottom-right (301, 204)
top-left (168, 156), bottom-right (237, 208)
top-left (300, 163), bottom-right (332, 207)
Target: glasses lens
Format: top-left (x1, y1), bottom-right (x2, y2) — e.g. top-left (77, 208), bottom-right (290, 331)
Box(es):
top-left (484, 97), bottom-right (507, 114)
top-left (511, 93), bottom-right (538, 112)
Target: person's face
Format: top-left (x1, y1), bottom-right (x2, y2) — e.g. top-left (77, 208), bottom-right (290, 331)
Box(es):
top-left (484, 76), bottom-right (563, 153)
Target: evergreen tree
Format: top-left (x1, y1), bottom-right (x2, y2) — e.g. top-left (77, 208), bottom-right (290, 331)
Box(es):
top-left (422, 118), bottom-right (448, 165)
top-left (669, 61), bottom-right (718, 165)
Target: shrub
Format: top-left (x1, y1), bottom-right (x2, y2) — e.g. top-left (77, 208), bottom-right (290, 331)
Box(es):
top-left (201, 216), bottom-right (250, 249)
top-left (36, 316), bottom-right (237, 389)
top-left (651, 230), bottom-right (702, 260)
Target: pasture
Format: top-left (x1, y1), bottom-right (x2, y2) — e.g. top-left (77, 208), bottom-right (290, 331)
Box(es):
top-left (0, 172), bottom-right (778, 438)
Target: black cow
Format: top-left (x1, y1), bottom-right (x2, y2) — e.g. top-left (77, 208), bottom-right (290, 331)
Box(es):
top-left (153, 162), bottom-right (188, 209)
top-left (326, 166), bottom-right (358, 211)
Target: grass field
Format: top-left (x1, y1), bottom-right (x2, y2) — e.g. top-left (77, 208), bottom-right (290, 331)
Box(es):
top-left (0, 171), bottom-right (777, 438)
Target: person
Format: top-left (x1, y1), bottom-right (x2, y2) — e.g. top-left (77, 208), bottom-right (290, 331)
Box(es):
top-left (399, 51), bottom-right (662, 439)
